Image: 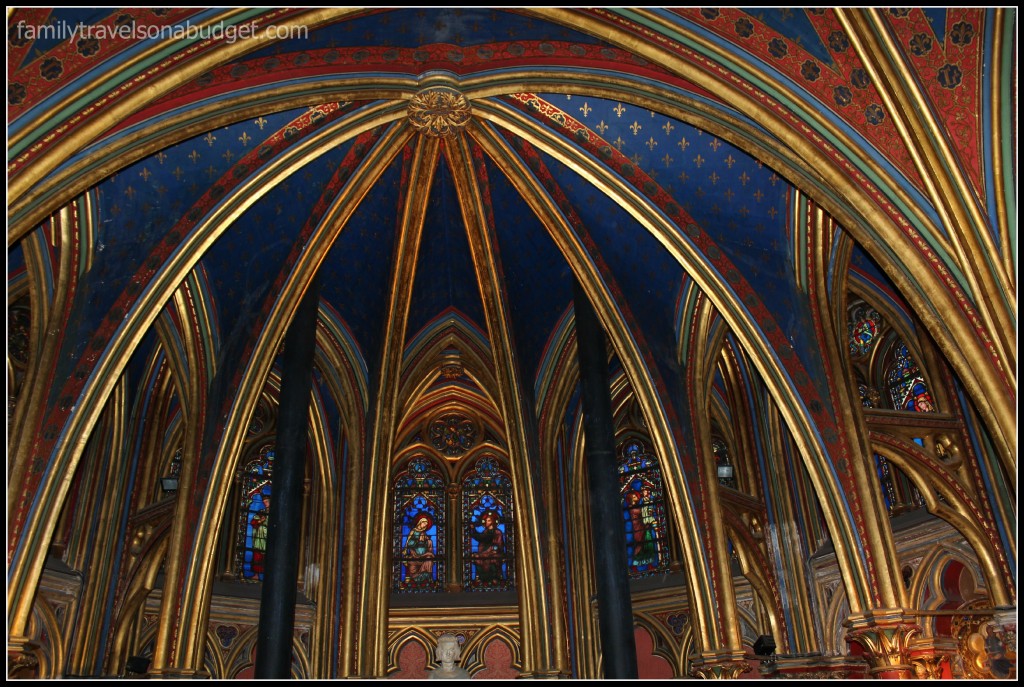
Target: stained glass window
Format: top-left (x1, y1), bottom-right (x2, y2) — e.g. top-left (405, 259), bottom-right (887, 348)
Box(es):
top-left (847, 304), bottom-right (881, 359)
top-left (462, 456), bottom-right (515, 591)
top-left (237, 443), bottom-right (274, 581)
top-left (429, 413), bottom-right (476, 457)
top-left (618, 439), bottom-right (671, 577)
top-left (885, 342), bottom-right (936, 412)
top-left (393, 456), bottom-right (446, 592)
top-left (857, 382), bottom-right (879, 408)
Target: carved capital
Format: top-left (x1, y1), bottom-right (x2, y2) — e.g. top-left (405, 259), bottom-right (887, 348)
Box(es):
top-left (689, 654), bottom-right (751, 679)
top-left (8, 640), bottom-right (40, 679)
top-left (845, 617), bottom-right (919, 678)
top-left (408, 86), bottom-right (472, 138)
top-left (909, 654), bottom-right (948, 679)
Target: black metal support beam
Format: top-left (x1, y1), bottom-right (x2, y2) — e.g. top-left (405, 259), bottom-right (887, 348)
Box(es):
top-left (572, 278), bottom-right (639, 679)
top-left (254, 277), bottom-right (321, 678)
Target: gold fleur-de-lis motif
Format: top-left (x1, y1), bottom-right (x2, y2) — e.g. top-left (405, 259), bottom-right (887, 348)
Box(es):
top-left (724, 154), bottom-right (735, 168)
top-left (709, 138), bottom-right (722, 152)
top-left (172, 166), bottom-right (184, 181)
top-left (255, 116), bottom-right (268, 130)
top-left (723, 188), bottom-right (735, 201)
top-left (613, 136), bottom-right (625, 150)
top-left (222, 149), bottom-right (235, 163)
top-left (768, 206), bottom-right (778, 218)
top-left (188, 150), bottom-right (201, 164)
top-left (739, 171), bottom-right (750, 186)
top-left (613, 103), bottom-right (626, 117)
top-left (708, 171), bottom-right (720, 185)
top-left (595, 120), bottom-right (608, 135)
top-left (662, 121), bottom-right (674, 136)
top-left (630, 120), bottom-right (642, 135)
top-left (124, 186), bottom-right (136, 199)
top-left (155, 151), bottom-right (167, 165)
top-left (770, 172), bottom-right (779, 186)
top-left (631, 152), bottom-right (643, 166)
top-left (677, 170), bottom-right (690, 183)
top-left (645, 136), bottom-right (658, 151)
top-left (739, 206), bottom-right (750, 217)
top-left (693, 153), bottom-right (705, 168)
top-left (206, 165), bottom-right (217, 180)
top-left (204, 132), bottom-right (217, 147)
top-left (661, 153), bottom-right (673, 166)
top-left (677, 137), bottom-right (690, 152)
top-left (579, 102), bottom-right (591, 117)
top-left (753, 189), bottom-right (764, 202)
top-left (139, 167), bottom-right (151, 182)
top-left (238, 131), bottom-right (252, 146)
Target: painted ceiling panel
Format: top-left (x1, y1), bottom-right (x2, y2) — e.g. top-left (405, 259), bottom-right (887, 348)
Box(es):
top-left (484, 152), bottom-right (574, 390)
top-left (315, 145), bottom-right (405, 378)
top-left (405, 153), bottom-right (487, 343)
top-left (240, 7), bottom-right (604, 59)
top-left (199, 141), bottom-right (355, 352)
top-left (539, 144), bottom-right (684, 385)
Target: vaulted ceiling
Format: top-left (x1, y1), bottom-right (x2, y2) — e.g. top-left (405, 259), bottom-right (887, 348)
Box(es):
top-left (8, 7), bottom-right (1016, 593)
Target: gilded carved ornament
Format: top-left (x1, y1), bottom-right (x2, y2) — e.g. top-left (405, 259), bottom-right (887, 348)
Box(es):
top-left (844, 621), bottom-right (920, 675)
top-left (407, 87), bottom-right (472, 139)
top-left (689, 658), bottom-right (751, 679)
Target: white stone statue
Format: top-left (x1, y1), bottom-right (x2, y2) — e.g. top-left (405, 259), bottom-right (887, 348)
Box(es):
top-left (429, 633), bottom-right (470, 679)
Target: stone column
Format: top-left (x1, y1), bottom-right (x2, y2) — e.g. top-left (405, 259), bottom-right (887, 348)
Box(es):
top-left (254, 277), bottom-right (321, 678)
top-left (572, 279), bottom-right (638, 679)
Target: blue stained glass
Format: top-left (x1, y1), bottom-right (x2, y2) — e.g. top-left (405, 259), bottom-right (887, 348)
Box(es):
top-left (238, 445), bottom-right (274, 581)
top-left (463, 456), bottom-right (514, 592)
top-left (393, 456), bottom-right (445, 592)
top-left (849, 317), bottom-right (878, 357)
top-left (618, 440), bottom-right (671, 577)
top-left (886, 343), bottom-right (935, 412)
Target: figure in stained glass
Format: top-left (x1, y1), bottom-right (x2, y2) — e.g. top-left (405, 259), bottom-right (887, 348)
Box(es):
top-left (403, 512), bottom-right (436, 584)
top-left (237, 444), bottom-right (274, 581)
top-left (617, 439), bottom-right (670, 576)
top-left (886, 342), bottom-right (936, 412)
top-left (468, 509), bottom-right (505, 584)
top-left (250, 494), bottom-right (270, 577)
top-left (393, 456), bottom-right (446, 592)
top-left (462, 456), bottom-right (514, 591)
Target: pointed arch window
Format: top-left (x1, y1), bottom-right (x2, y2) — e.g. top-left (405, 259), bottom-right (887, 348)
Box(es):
top-left (462, 455), bottom-right (515, 591)
top-left (392, 456), bottom-right (446, 592)
top-left (884, 342), bottom-right (935, 412)
top-left (618, 439), bottom-right (671, 577)
top-left (391, 452), bottom-right (517, 594)
top-left (236, 443), bottom-right (274, 581)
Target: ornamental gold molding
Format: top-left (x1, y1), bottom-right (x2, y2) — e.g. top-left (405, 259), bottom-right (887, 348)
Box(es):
top-left (408, 87), bottom-right (473, 138)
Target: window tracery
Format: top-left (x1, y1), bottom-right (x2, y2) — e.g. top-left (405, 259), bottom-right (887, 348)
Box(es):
top-left (845, 297), bottom-right (936, 413)
top-left (391, 452), bottom-right (516, 593)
